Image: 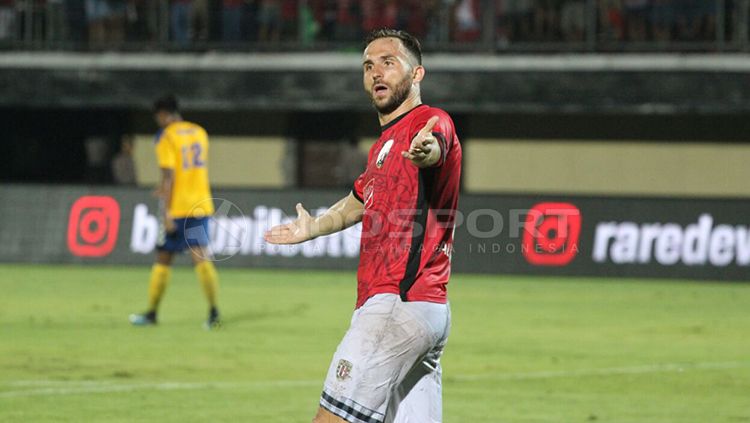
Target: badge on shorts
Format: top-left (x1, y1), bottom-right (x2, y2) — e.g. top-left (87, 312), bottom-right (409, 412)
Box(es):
top-left (336, 359), bottom-right (353, 381)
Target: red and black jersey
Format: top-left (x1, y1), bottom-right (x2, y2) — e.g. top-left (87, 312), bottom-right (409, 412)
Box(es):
top-left (352, 104), bottom-right (462, 308)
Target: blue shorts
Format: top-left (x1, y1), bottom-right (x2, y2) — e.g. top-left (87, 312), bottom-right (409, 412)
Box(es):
top-left (157, 217), bottom-right (211, 253)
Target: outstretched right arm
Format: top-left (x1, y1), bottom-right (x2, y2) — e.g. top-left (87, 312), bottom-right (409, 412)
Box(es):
top-left (263, 192), bottom-right (364, 245)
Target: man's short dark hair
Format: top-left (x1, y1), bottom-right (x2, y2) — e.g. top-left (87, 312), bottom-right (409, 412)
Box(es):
top-left (365, 29), bottom-right (422, 65)
top-left (153, 94), bottom-right (179, 113)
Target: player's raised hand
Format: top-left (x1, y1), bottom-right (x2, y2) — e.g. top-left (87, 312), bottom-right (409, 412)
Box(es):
top-left (402, 116), bottom-right (441, 168)
top-left (264, 203), bottom-right (314, 245)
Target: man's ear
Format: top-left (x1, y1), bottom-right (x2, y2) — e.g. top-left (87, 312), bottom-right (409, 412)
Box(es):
top-left (412, 65), bottom-right (425, 83)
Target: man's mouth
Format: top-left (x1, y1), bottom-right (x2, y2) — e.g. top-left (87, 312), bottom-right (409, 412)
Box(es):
top-left (373, 84), bottom-right (389, 97)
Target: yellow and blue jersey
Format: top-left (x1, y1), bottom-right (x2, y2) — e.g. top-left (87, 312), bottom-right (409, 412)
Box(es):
top-left (155, 121), bottom-right (214, 218)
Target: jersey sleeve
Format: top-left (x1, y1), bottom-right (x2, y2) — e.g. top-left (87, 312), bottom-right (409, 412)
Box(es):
top-left (412, 108), bottom-right (455, 167)
top-left (352, 170), bottom-right (365, 203)
top-left (352, 142), bottom-right (376, 203)
top-left (155, 131), bottom-right (177, 170)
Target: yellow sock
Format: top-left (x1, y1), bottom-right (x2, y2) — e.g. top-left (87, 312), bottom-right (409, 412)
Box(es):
top-left (195, 261), bottom-right (219, 307)
top-left (148, 264), bottom-right (171, 311)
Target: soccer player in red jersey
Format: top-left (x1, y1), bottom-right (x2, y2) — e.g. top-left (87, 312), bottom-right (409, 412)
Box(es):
top-left (265, 29), bottom-right (461, 423)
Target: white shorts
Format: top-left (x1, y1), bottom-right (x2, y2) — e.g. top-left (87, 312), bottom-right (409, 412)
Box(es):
top-left (320, 293), bottom-right (451, 423)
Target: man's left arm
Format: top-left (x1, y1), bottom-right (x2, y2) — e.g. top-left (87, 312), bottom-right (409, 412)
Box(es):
top-left (154, 134), bottom-right (177, 233)
top-left (156, 168), bottom-right (175, 233)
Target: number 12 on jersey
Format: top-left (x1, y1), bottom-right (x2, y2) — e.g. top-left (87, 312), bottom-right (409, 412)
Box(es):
top-left (181, 142), bottom-right (205, 169)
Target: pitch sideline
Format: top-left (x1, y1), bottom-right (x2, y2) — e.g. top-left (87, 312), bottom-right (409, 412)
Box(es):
top-left (1, 360), bottom-right (748, 399)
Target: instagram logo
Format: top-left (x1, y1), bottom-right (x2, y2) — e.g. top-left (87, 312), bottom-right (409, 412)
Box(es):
top-left (67, 196), bottom-right (121, 257)
top-left (522, 202), bottom-right (581, 266)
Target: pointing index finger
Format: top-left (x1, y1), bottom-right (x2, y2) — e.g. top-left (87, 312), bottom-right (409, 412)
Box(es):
top-left (419, 116), bottom-right (440, 135)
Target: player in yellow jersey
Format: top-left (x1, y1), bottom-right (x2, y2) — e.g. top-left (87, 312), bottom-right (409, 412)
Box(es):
top-left (129, 94), bottom-right (221, 329)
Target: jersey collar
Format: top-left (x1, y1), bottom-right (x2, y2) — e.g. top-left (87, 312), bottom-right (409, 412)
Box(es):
top-left (380, 104), bottom-right (427, 133)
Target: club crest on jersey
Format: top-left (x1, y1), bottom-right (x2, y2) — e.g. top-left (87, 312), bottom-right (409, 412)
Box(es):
top-left (336, 359), bottom-right (353, 381)
top-left (376, 139), bottom-right (394, 168)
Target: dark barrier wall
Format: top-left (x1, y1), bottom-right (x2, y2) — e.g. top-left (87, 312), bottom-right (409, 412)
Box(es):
top-left (5, 67), bottom-right (750, 114)
top-left (4, 54), bottom-right (750, 114)
top-left (2, 185), bottom-right (748, 281)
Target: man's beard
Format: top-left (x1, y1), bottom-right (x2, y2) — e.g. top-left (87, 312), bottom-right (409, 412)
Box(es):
top-left (370, 76), bottom-right (412, 115)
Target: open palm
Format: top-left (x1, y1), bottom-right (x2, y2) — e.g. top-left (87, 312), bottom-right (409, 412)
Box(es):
top-left (264, 203), bottom-right (314, 245)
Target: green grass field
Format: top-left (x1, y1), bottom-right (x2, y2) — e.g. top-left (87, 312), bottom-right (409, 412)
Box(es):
top-left (1, 264), bottom-right (749, 422)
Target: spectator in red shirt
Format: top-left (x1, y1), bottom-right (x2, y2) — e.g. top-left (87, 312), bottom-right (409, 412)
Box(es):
top-left (598, 0), bottom-right (625, 42)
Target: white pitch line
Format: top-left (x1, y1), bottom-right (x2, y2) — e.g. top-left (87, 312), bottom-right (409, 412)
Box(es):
top-left (7, 380), bottom-right (115, 387)
top-left (0, 380), bottom-right (320, 398)
top-left (448, 360), bottom-right (750, 382)
top-left (1, 360), bottom-right (747, 399)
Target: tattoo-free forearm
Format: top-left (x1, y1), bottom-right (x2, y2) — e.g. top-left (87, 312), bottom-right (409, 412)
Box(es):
top-left (159, 168), bottom-right (174, 216)
top-left (310, 193), bottom-right (364, 239)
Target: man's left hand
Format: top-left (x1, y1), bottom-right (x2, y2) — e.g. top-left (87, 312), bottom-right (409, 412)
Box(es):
top-left (402, 116), bottom-right (441, 168)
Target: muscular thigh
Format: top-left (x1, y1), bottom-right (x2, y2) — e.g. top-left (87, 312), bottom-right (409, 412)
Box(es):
top-left (319, 294), bottom-right (437, 423)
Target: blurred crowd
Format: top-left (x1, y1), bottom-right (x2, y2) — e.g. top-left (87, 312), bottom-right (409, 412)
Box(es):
top-left (498, 0), bottom-right (726, 44)
top-left (0, 0), bottom-right (743, 50)
top-left (0, 0), bottom-right (441, 48)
